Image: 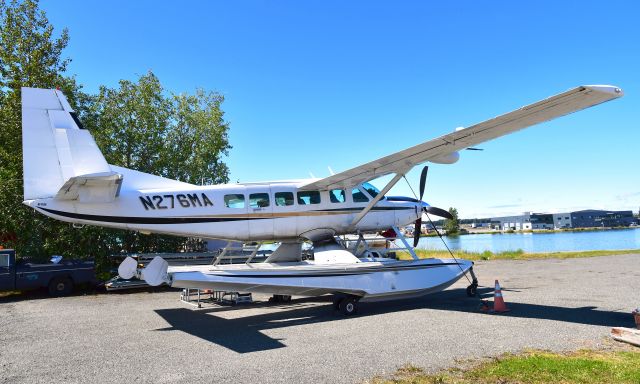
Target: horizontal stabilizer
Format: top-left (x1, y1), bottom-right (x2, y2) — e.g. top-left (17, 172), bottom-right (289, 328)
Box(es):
top-left (56, 171), bottom-right (123, 203)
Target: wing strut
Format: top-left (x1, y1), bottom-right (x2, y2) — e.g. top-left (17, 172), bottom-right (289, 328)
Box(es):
top-left (351, 172), bottom-right (407, 226)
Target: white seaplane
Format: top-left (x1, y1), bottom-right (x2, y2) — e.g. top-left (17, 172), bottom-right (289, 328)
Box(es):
top-left (21, 85), bottom-right (622, 314)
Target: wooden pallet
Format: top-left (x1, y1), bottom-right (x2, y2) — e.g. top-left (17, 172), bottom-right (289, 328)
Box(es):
top-left (611, 327), bottom-right (640, 347)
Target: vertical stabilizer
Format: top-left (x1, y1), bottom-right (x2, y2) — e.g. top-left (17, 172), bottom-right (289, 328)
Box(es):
top-left (21, 87), bottom-right (113, 200)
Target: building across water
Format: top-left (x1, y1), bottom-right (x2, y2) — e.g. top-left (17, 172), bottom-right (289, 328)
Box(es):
top-left (489, 210), bottom-right (636, 230)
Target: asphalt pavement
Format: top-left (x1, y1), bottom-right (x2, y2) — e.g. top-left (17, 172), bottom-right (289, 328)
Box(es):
top-left (1, 254), bottom-right (639, 383)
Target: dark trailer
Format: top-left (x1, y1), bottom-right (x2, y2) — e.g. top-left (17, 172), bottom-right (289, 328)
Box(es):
top-left (0, 249), bottom-right (95, 296)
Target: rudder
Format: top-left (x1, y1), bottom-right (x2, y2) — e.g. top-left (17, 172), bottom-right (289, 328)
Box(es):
top-left (21, 87), bottom-right (113, 200)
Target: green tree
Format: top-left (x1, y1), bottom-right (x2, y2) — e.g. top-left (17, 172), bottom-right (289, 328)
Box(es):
top-left (0, 1), bottom-right (232, 265)
top-left (87, 72), bottom-right (231, 185)
top-left (84, 72), bottom-right (232, 253)
top-left (168, 89), bottom-right (230, 185)
top-left (0, 0), bottom-right (87, 257)
top-left (443, 207), bottom-right (460, 235)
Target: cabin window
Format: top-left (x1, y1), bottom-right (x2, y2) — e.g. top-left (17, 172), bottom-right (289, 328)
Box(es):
top-left (330, 189), bottom-right (346, 203)
top-left (0, 253), bottom-right (8, 268)
top-left (224, 194), bottom-right (245, 208)
top-left (352, 187), bottom-right (369, 203)
top-left (362, 182), bottom-right (381, 198)
top-left (275, 192), bottom-right (294, 206)
top-left (297, 191), bottom-right (321, 205)
top-left (249, 193), bottom-right (270, 208)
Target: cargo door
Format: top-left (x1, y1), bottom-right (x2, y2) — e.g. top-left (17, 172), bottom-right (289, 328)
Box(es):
top-left (271, 187), bottom-right (298, 238)
top-left (221, 187), bottom-right (249, 240)
top-left (247, 185), bottom-right (274, 240)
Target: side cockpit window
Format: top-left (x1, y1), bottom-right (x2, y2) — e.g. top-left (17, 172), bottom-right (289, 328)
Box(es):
top-left (352, 188), bottom-right (369, 203)
top-left (362, 182), bottom-right (381, 199)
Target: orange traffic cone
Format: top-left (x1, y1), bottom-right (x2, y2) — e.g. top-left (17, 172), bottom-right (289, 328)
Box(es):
top-left (492, 279), bottom-right (510, 313)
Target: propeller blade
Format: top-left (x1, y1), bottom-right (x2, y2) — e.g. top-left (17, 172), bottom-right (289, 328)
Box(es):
top-left (466, 147), bottom-right (484, 151)
top-left (413, 218), bottom-right (422, 248)
top-left (424, 206), bottom-right (453, 220)
top-left (414, 166), bottom-right (429, 247)
top-left (418, 166), bottom-right (428, 201)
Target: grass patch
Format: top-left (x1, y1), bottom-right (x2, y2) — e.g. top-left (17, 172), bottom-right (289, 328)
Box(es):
top-left (396, 248), bottom-right (640, 261)
top-left (373, 349), bottom-right (640, 384)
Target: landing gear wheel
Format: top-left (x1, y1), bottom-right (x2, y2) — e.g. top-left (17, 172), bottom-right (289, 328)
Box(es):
top-left (338, 297), bottom-right (358, 316)
top-left (466, 283), bottom-right (478, 297)
top-left (48, 277), bottom-right (73, 297)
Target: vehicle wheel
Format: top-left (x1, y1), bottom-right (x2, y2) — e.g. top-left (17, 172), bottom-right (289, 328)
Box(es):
top-left (339, 297), bottom-right (358, 316)
top-left (466, 283), bottom-right (478, 297)
top-left (48, 277), bottom-right (73, 297)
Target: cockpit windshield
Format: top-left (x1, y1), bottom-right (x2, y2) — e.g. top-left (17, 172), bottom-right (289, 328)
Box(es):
top-left (362, 182), bottom-right (382, 199)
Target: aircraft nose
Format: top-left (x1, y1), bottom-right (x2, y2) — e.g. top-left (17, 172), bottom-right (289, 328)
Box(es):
top-left (413, 201), bottom-right (427, 220)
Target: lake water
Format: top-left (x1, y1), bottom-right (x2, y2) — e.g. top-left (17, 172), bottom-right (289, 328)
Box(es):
top-left (416, 228), bottom-right (640, 253)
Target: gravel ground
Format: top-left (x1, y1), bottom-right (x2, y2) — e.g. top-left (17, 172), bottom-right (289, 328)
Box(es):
top-left (1, 254), bottom-right (639, 384)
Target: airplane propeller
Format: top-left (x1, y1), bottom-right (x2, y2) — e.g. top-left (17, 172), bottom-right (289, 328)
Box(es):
top-left (413, 167), bottom-right (428, 247)
top-left (413, 166), bottom-right (454, 247)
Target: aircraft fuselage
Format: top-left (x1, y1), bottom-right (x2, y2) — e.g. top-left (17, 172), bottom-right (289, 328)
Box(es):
top-left (25, 181), bottom-right (421, 241)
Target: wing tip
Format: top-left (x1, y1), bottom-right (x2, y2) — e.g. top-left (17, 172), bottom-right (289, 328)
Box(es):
top-left (583, 85), bottom-right (624, 98)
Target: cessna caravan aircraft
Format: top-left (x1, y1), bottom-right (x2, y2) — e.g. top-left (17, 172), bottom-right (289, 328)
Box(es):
top-left (21, 85), bottom-right (622, 314)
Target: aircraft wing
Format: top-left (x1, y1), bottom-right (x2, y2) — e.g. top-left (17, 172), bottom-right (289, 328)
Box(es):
top-left (300, 85), bottom-right (623, 191)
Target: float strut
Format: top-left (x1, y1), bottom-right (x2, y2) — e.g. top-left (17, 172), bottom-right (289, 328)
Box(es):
top-left (468, 266), bottom-right (479, 286)
top-left (466, 266), bottom-right (480, 297)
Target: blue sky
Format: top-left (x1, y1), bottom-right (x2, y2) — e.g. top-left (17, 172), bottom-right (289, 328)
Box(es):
top-left (41, 1), bottom-right (639, 218)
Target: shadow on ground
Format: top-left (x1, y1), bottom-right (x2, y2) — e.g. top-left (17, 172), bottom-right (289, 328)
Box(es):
top-left (153, 287), bottom-right (632, 353)
top-left (0, 285), bottom-right (106, 303)
top-left (0, 285), bottom-right (178, 303)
